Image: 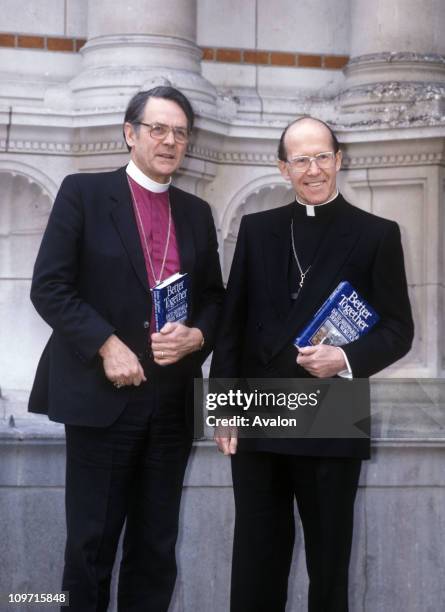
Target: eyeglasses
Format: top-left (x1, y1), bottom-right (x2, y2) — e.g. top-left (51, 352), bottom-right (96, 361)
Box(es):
top-left (286, 151), bottom-right (336, 172)
top-left (134, 122), bottom-right (189, 144)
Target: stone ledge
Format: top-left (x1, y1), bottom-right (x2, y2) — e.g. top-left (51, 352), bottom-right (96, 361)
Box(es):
top-left (1, 435), bottom-right (445, 488)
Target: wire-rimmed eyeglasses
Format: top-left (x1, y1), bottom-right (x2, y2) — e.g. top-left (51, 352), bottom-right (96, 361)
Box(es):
top-left (286, 151), bottom-right (336, 172)
top-left (134, 122), bottom-right (190, 144)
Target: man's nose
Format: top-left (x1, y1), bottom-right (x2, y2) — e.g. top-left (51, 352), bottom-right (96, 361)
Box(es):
top-left (306, 159), bottom-right (321, 175)
top-left (163, 128), bottom-right (176, 145)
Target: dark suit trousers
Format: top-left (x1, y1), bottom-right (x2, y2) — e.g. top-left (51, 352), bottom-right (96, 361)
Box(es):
top-left (230, 452), bottom-right (361, 612)
top-left (62, 377), bottom-right (192, 612)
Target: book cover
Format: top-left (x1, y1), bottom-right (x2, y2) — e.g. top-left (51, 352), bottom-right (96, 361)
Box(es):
top-left (151, 272), bottom-right (189, 332)
top-left (294, 281), bottom-right (379, 348)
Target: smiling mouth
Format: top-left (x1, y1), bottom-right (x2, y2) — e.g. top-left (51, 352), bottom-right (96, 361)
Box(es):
top-left (305, 181), bottom-right (325, 187)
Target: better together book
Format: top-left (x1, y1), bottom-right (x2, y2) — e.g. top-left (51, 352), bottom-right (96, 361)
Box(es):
top-left (294, 281), bottom-right (379, 348)
top-left (151, 272), bottom-right (189, 332)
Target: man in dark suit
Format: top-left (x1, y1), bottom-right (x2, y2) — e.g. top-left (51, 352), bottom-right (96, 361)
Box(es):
top-left (211, 117), bottom-right (413, 611)
top-left (29, 86), bottom-right (224, 612)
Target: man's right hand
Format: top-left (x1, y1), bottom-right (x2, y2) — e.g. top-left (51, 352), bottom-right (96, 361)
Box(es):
top-left (214, 426), bottom-right (238, 456)
top-left (99, 334), bottom-right (147, 387)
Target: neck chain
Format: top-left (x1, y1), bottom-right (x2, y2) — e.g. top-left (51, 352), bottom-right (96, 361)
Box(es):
top-left (290, 218), bottom-right (311, 299)
top-left (128, 178), bottom-right (171, 286)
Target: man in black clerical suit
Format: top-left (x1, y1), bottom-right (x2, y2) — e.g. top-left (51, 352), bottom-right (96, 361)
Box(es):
top-left (29, 86), bottom-right (224, 612)
top-left (211, 117), bottom-right (413, 612)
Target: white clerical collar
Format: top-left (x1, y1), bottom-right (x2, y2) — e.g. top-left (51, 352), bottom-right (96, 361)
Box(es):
top-left (126, 160), bottom-right (171, 193)
top-left (295, 189), bottom-right (339, 217)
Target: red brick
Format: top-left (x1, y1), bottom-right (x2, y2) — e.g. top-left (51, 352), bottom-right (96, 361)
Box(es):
top-left (0, 34), bottom-right (15, 47)
top-left (17, 35), bottom-right (44, 49)
top-left (243, 50), bottom-right (269, 65)
top-left (297, 54), bottom-right (322, 68)
top-left (47, 37), bottom-right (74, 52)
top-left (270, 51), bottom-right (296, 66)
top-left (324, 55), bottom-right (349, 69)
top-left (216, 48), bottom-right (242, 63)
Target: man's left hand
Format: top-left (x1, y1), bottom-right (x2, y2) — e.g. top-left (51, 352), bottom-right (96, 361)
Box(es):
top-left (151, 322), bottom-right (203, 365)
top-left (297, 344), bottom-right (346, 378)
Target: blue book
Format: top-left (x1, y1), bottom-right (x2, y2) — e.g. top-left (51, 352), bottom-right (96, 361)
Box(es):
top-left (151, 272), bottom-right (189, 332)
top-left (294, 281), bottom-right (379, 348)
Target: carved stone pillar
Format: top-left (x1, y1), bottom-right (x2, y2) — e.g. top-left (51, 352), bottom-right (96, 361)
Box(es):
top-left (70, 0), bottom-right (216, 113)
top-left (339, 0), bottom-right (445, 125)
top-left (334, 1), bottom-right (445, 377)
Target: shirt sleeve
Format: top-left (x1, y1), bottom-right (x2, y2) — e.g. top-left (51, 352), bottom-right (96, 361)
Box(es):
top-left (336, 346), bottom-right (353, 379)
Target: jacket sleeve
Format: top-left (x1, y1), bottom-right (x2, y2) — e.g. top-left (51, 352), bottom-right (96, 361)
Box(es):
top-left (30, 175), bottom-right (115, 363)
top-left (342, 221), bottom-right (414, 377)
top-left (210, 216), bottom-right (249, 378)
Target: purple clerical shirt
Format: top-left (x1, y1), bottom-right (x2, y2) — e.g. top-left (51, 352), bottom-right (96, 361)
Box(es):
top-left (128, 176), bottom-right (181, 333)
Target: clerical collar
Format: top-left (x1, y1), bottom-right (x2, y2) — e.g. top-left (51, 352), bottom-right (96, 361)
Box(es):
top-left (295, 189), bottom-right (339, 217)
top-left (126, 160), bottom-right (171, 193)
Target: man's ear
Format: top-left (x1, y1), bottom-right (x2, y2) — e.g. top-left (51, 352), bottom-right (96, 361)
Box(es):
top-left (123, 122), bottom-right (135, 150)
top-left (278, 159), bottom-right (290, 181)
top-left (335, 150), bottom-right (342, 172)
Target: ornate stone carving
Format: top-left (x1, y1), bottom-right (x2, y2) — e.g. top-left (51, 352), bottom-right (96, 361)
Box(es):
top-left (337, 90), bottom-right (445, 129)
top-left (339, 51), bottom-right (445, 126)
top-left (347, 52), bottom-right (445, 67)
top-left (2, 137), bottom-right (445, 170)
top-left (342, 151), bottom-right (445, 169)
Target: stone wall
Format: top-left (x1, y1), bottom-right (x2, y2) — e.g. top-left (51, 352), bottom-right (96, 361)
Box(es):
top-left (1, 381), bottom-right (444, 612)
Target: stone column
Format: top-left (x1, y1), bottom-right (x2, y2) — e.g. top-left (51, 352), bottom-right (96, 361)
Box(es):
top-left (70, 0), bottom-right (216, 114)
top-left (335, 0), bottom-right (445, 378)
top-left (339, 0), bottom-right (445, 123)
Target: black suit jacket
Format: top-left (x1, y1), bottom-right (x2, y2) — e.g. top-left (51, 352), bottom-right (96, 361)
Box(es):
top-left (210, 194), bottom-right (414, 458)
top-left (29, 167), bottom-right (224, 427)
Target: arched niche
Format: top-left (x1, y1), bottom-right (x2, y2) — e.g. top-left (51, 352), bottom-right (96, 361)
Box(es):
top-left (0, 170), bottom-right (54, 390)
top-left (222, 181), bottom-right (293, 281)
top-left (0, 172), bottom-right (52, 278)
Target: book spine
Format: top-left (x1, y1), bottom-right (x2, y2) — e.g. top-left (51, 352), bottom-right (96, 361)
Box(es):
top-left (152, 290), bottom-right (163, 332)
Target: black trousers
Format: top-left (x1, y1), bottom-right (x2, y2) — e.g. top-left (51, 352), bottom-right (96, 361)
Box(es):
top-left (62, 379), bottom-right (192, 612)
top-left (230, 452), bottom-right (362, 612)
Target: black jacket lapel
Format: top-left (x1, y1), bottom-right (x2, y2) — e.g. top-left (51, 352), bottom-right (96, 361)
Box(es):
top-left (169, 186), bottom-right (196, 275)
top-left (264, 203), bottom-right (294, 319)
top-left (270, 197), bottom-right (362, 359)
top-left (109, 168), bottom-right (150, 293)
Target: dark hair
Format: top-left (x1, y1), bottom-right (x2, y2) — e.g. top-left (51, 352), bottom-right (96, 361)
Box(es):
top-left (123, 86), bottom-right (195, 151)
top-left (277, 116), bottom-right (340, 161)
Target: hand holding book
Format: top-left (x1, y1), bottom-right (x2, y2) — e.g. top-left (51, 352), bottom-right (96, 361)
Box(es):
top-left (151, 321), bottom-right (204, 366)
top-left (296, 344), bottom-right (348, 378)
top-left (294, 281), bottom-right (378, 377)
